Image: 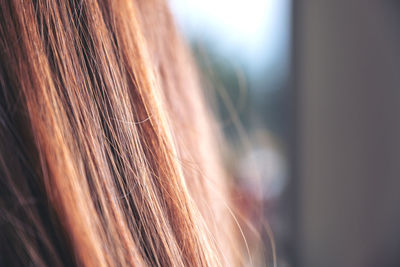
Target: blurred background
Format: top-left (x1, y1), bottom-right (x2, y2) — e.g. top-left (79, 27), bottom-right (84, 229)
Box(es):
top-left (169, 1), bottom-right (400, 266)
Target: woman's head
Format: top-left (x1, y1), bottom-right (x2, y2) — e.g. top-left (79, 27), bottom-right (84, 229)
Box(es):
top-left (0, 0), bottom-right (235, 265)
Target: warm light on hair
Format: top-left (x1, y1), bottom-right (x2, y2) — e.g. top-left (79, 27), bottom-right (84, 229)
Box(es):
top-left (0, 0), bottom-right (236, 265)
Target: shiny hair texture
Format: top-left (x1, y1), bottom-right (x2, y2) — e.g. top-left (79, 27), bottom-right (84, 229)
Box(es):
top-left (0, 0), bottom-right (235, 266)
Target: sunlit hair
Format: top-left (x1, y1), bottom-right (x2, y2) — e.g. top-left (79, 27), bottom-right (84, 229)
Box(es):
top-left (0, 0), bottom-right (236, 266)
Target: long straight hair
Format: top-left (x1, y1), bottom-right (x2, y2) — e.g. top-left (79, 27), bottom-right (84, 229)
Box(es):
top-left (0, 0), bottom-right (235, 266)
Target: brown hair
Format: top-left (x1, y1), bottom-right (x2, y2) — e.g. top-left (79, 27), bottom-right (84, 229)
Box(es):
top-left (0, 0), bottom-right (235, 266)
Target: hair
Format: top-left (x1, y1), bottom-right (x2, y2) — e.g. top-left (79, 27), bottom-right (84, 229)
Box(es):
top-left (0, 0), bottom-right (236, 266)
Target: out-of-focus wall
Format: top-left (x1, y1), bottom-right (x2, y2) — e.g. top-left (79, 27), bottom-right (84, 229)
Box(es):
top-left (295, 1), bottom-right (400, 266)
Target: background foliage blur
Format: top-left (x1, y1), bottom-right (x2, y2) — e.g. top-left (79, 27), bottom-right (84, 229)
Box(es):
top-left (169, 0), bottom-right (292, 266)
